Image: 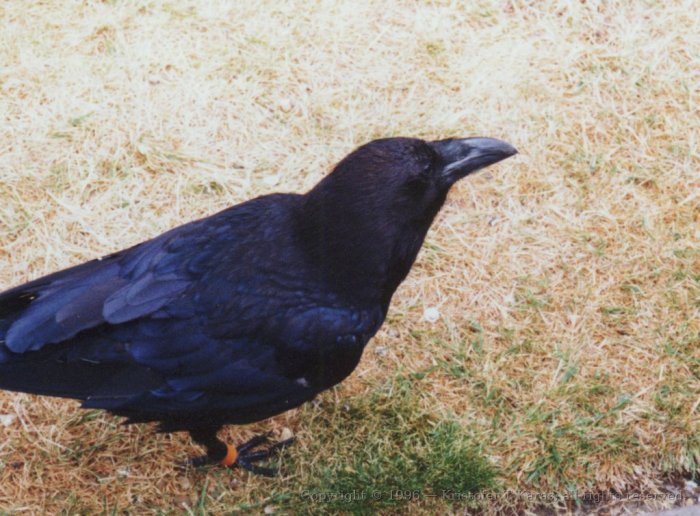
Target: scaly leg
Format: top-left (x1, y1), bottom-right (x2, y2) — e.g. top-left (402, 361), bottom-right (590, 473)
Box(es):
top-left (184, 428), bottom-right (294, 476)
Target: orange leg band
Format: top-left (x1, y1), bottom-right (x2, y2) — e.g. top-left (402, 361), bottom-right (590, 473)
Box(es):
top-left (221, 443), bottom-right (238, 466)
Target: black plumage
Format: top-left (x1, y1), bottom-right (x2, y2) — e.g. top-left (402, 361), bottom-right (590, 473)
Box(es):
top-left (0, 136), bottom-right (516, 473)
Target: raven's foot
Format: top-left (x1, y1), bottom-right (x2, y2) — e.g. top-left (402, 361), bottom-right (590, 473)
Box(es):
top-left (234, 432), bottom-right (296, 477)
top-left (183, 430), bottom-right (295, 476)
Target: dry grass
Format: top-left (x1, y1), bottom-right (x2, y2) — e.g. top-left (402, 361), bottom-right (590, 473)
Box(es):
top-left (1, 0), bottom-right (698, 513)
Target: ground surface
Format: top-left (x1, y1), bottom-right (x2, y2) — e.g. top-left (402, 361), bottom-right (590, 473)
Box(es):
top-left (0, 1), bottom-right (698, 514)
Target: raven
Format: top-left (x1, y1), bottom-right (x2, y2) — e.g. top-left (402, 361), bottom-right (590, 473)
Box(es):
top-left (0, 136), bottom-right (516, 474)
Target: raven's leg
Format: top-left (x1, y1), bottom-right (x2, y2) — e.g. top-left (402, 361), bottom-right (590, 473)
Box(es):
top-left (184, 428), bottom-right (295, 476)
top-left (186, 426), bottom-right (231, 467)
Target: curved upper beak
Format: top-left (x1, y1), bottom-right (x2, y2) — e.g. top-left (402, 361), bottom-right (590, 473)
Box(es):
top-left (431, 137), bottom-right (518, 186)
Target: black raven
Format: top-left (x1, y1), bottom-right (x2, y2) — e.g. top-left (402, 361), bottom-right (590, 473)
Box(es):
top-left (0, 136), bottom-right (516, 474)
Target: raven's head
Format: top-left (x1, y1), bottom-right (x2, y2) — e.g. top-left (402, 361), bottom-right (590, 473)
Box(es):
top-left (310, 136), bottom-right (516, 220)
top-left (301, 136), bottom-right (517, 304)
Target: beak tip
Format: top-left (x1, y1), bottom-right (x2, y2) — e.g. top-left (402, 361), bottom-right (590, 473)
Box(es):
top-left (431, 136), bottom-right (518, 184)
top-left (497, 141), bottom-right (518, 158)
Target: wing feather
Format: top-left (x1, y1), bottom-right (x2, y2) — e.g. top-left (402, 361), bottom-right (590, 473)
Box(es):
top-left (1, 219), bottom-right (216, 353)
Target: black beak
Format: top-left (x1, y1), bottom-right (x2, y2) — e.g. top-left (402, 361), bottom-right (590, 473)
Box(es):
top-left (431, 137), bottom-right (518, 186)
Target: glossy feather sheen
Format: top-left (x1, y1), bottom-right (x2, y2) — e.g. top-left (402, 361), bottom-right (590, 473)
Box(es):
top-left (0, 137), bottom-right (510, 432)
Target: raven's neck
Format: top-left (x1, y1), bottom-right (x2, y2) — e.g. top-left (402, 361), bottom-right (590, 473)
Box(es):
top-left (295, 190), bottom-right (440, 308)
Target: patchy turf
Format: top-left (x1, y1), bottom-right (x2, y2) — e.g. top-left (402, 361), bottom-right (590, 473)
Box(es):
top-left (0, 0), bottom-right (698, 513)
